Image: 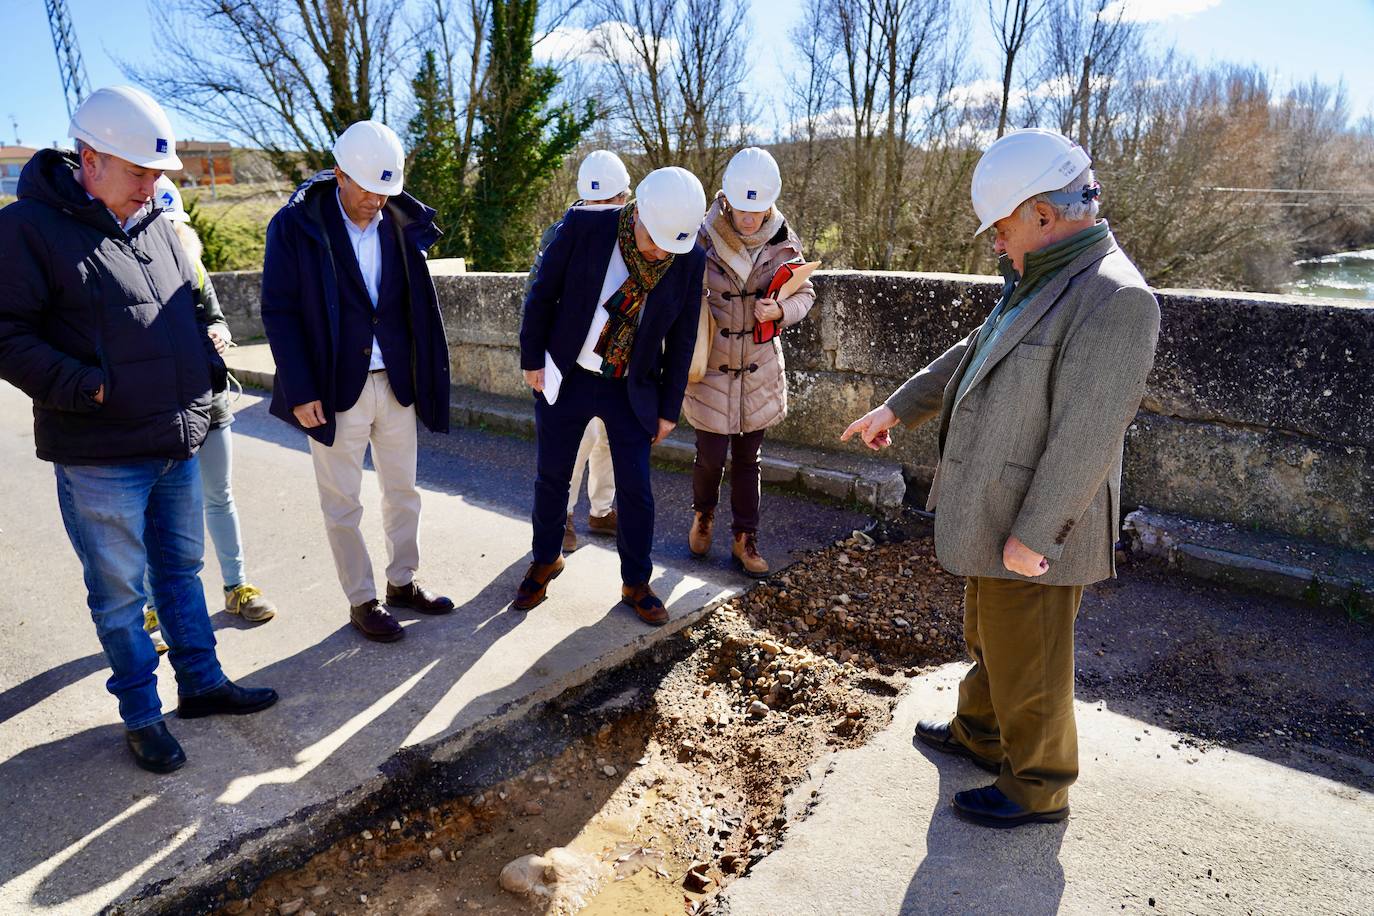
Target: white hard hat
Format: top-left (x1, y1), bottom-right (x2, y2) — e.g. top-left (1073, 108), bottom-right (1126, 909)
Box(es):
top-left (153, 176), bottom-right (188, 222)
top-left (68, 86), bottom-right (183, 170)
top-left (970, 128), bottom-right (1092, 238)
top-left (722, 146), bottom-right (781, 211)
top-left (635, 167), bottom-right (706, 255)
top-left (333, 120), bottom-right (405, 195)
top-left (577, 150), bottom-right (630, 200)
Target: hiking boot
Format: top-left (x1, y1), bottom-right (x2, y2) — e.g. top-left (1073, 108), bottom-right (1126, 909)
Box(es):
top-left (225, 584), bottom-right (276, 623)
top-left (563, 514), bottom-right (578, 553)
top-left (588, 509), bottom-right (618, 535)
top-left (688, 509), bottom-right (714, 558)
top-left (514, 556), bottom-right (565, 611)
top-left (621, 582), bottom-right (669, 625)
top-left (144, 607), bottom-right (168, 655)
top-left (732, 532), bottom-right (769, 578)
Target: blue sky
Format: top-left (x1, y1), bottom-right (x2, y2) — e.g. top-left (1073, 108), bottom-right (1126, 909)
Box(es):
top-left (3, 0), bottom-right (1372, 151)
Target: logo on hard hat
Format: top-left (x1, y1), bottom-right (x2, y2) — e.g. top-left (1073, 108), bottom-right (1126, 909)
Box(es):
top-left (158, 191), bottom-right (174, 207)
top-left (380, 169), bottom-right (393, 182)
top-left (747, 190), bottom-right (757, 200)
top-left (591, 180), bottom-right (600, 190)
top-left (676, 232), bottom-right (689, 240)
top-left (155, 139), bottom-right (169, 154)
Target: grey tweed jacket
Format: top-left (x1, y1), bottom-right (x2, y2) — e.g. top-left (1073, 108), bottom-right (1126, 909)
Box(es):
top-left (884, 228), bottom-right (1160, 586)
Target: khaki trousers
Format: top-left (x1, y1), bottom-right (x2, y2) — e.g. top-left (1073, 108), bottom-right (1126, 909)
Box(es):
top-left (567, 418), bottom-right (615, 516)
top-left (949, 575), bottom-right (1084, 812)
top-left (308, 372), bottom-right (421, 606)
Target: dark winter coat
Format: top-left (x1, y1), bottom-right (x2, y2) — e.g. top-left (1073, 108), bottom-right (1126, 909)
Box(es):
top-left (259, 171), bottom-right (451, 447)
top-left (519, 206), bottom-right (705, 437)
top-left (0, 149), bottom-right (225, 465)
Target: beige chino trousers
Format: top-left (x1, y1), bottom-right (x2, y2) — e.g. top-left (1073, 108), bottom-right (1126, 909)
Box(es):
top-left (308, 371), bottom-right (421, 606)
top-left (567, 417), bottom-right (615, 516)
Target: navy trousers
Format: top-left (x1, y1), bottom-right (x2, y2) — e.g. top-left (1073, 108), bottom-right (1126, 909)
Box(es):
top-left (533, 368), bottom-right (655, 585)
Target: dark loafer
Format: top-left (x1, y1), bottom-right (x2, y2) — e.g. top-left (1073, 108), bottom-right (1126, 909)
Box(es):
top-left (951, 785), bottom-right (1069, 828)
top-left (621, 582), bottom-right (668, 625)
top-left (914, 719), bottom-right (1001, 774)
top-left (177, 679), bottom-right (279, 719)
top-left (351, 599), bottom-right (405, 642)
top-left (514, 557), bottom-right (565, 611)
top-left (126, 722), bottom-right (186, 774)
top-left (386, 579), bottom-right (455, 615)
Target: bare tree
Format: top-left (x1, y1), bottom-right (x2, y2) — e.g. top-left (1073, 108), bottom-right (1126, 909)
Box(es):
top-left (988, 0), bottom-right (1044, 137)
top-left (588, 0), bottom-right (754, 191)
top-left (126, 0), bottom-right (406, 180)
top-left (1036, 0), bottom-right (1138, 150)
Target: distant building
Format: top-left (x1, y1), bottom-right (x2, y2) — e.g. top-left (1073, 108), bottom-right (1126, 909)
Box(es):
top-left (0, 145), bottom-right (38, 196)
top-left (166, 140), bottom-right (235, 187)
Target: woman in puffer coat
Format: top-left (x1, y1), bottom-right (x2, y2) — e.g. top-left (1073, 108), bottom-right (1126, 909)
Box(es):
top-left (683, 147), bottom-right (815, 577)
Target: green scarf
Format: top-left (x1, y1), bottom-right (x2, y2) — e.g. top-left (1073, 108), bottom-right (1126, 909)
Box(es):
top-left (1001, 220), bottom-right (1110, 315)
top-left (595, 204), bottom-right (676, 378)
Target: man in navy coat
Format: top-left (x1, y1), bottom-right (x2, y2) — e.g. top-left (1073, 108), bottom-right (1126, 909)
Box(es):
top-left (261, 120), bottom-right (455, 642)
top-left (517, 167), bottom-right (708, 623)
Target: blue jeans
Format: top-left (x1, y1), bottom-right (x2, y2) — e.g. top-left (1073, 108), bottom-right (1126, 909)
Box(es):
top-left (199, 426), bottom-right (246, 588)
top-left (533, 369), bottom-right (655, 585)
top-left (54, 458), bottom-right (226, 729)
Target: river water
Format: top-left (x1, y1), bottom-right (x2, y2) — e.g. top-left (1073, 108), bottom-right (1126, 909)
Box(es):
top-left (1285, 248), bottom-right (1374, 302)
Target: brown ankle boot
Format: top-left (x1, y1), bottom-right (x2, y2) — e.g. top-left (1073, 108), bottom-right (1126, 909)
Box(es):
top-left (732, 532), bottom-right (769, 578)
top-left (562, 514), bottom-right (578, 553)
top-left (688, 509), bottom-right (714, 558)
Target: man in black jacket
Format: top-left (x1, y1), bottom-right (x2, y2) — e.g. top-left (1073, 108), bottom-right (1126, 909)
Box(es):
top-left (516, 166), bottom-right (707, 624)
top-left (261, 120), bottom-right (454, 643)
top-left (0, 86), bottom-right (278, 774)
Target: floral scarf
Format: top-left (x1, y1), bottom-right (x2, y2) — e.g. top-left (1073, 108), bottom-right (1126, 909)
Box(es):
top-left (594, 203), bottom-right (676, 378)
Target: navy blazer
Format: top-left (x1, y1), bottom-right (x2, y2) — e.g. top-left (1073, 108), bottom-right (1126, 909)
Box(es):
top-left (260, 172), bottom-right (451, 447)
top-left (520, 206), bottom-right (705, 437)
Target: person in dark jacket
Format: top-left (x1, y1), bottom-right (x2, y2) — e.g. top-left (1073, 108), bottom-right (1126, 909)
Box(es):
top-left (260, 120), bottom-right (454, 643)
top-left (142, 177), bottom-right (278, 656)
top-left (515, 166), bottom-right (707, 624)
top-left (0, 86), bottom-right (278, 775)
top-left (524, 150), bottom-right (632, 554)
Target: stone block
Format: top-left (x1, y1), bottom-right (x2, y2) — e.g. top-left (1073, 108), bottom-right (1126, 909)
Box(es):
top-left (800, 467), bottom-right (855, 501)
top-left (759, 457), bottom-right (802, 485)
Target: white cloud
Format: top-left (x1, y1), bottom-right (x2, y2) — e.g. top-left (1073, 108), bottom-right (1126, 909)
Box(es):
top-left (535, 22), bottom-right (678, 68)
top-left (1100, 0), bottom-right (1223, 23)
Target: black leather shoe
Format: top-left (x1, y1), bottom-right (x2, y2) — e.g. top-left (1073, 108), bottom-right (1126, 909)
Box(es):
top-left (951, 785), bottom-right (1069, 828)
top-left (386, 579), bottom-right (455, 615)
top-left (914, 719), bottom-right (1001, 774)
top-left (177, 680), bottom-right (280, 719)
top-left (351, 599), bottom-right (405, 642)
top-left (126, 722), bottom-right (186, 774)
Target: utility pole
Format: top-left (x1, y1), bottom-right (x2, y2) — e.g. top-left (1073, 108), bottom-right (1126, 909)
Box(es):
top-left (7, 114), bottom-right (18, 145)
top-left (44, 0), bottom-right (90, 119)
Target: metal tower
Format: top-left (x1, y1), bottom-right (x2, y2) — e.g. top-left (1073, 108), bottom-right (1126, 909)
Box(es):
top-left (44, 0), bottom-right (90, 119)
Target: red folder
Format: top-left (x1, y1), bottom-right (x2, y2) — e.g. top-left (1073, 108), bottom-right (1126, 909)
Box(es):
top-left (754, 258), bottom-right (820, 344)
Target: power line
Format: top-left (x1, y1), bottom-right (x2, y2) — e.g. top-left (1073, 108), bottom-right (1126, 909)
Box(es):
top-left (1205, 186), bottom-right (1374, 196)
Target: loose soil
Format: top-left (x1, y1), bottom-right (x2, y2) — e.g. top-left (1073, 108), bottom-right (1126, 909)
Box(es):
top-left (211, 525), bottom-right (1374, 915)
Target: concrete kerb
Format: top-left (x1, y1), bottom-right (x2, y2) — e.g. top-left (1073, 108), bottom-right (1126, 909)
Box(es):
top-left (1125, 508), bottom-right (1374, 612)
top-left (225, 345), bottom-right (908, 515)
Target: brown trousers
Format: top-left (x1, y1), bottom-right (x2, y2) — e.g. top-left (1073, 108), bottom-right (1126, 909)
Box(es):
top-left (949, 575), bottom-right (1084, 812)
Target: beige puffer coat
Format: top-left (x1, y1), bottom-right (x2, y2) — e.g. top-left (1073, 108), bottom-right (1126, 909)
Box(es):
top-left (683, 221), bottom-right (815, 435)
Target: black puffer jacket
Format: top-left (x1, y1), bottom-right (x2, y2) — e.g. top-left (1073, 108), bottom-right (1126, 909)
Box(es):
top-left (0, 149), bottom-right (225, 464)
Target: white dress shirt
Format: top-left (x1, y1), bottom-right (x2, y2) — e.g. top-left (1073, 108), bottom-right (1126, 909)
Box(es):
top-left (337, 190), bottom-right (387, 372)
top-left (576, 241), bottom-right (632, 373)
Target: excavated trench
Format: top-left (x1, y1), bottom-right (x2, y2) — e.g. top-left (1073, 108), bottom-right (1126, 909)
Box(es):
top-left (168, 527), bottom-right (969, 916)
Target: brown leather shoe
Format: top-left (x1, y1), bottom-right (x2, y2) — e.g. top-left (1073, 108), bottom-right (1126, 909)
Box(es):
top-left (688, 509), bottom-right (714, 558)
top-left (351, 599), bottom-right (404, 642)
top-left (621, 582), bottom-right (668, 625)
top-left (732, 532), bottom-right (770, 578)
top-left (386, 579), bottom-right (454, 615)
top-left (588, 508), bottom-right (618, 535)
top-left (563, 514), bottom-right (578, 553)
top-left (514, 556), bottom-right (565, 611)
